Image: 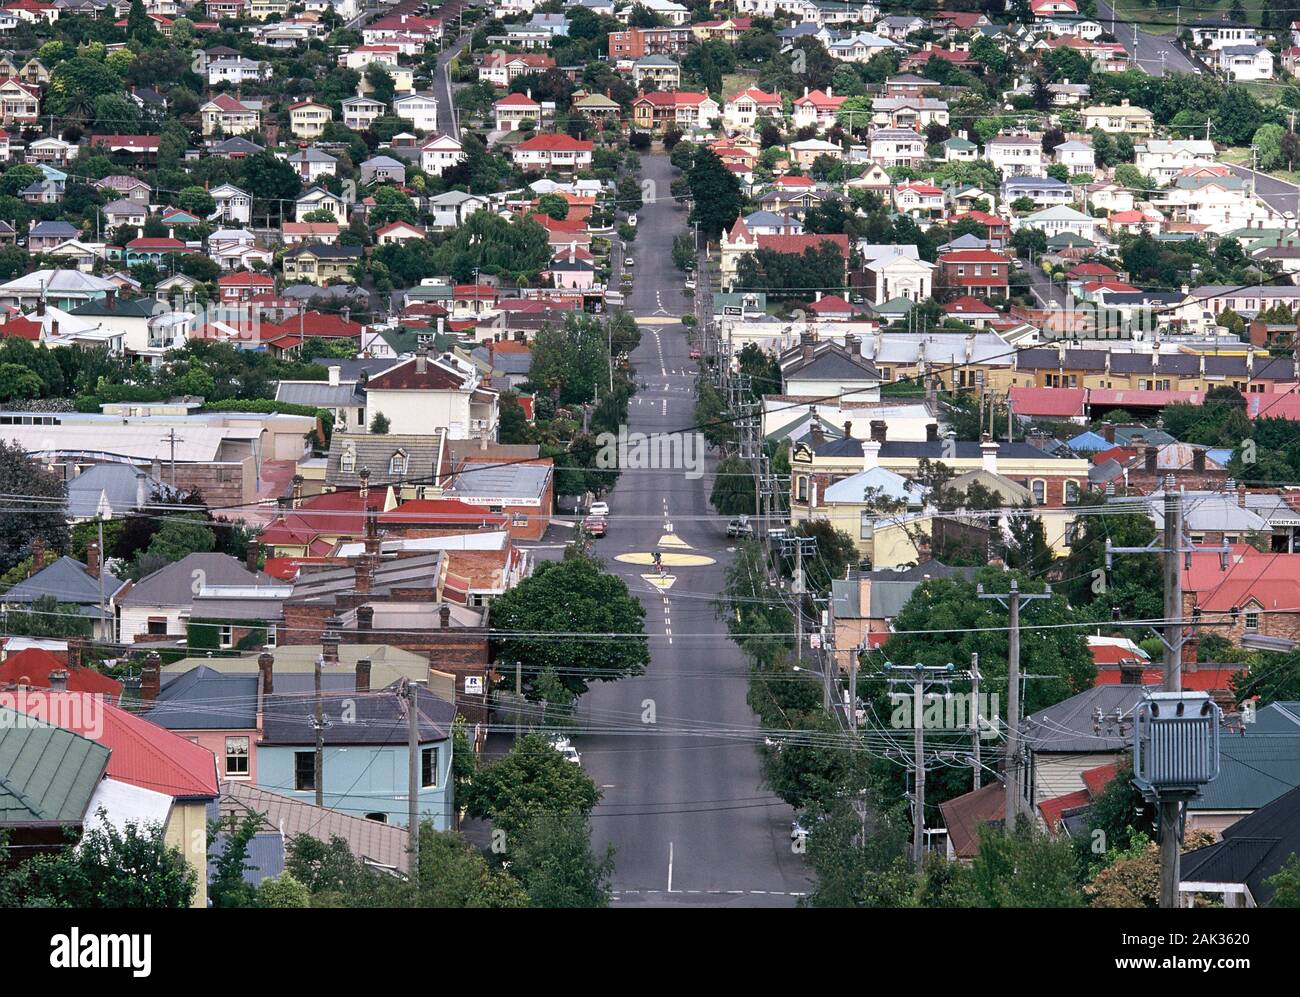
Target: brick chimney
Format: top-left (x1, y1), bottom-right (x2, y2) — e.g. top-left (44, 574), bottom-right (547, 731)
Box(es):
top-left (439, 605), bottom-right (451, 628)
top-left (355, 656), bottom-right (371, 693)
top-left (66, 636), bottom-right (82, 671)
top-left (246, 542), bottom-right (260, 574)
top-left (47, 669), bottom-right (68, 690)
top-left (870, 420), bottom-right (887, 443)
top-left (1144, 445), bottom-right (1157, 475)
top-left (1118, 658), bottom-right (1145, 685)
top-left (356, 604), bottom-right (374, 642)
top-left (258, 651), bottom-right (274, 696)
top-left (1181, 636), bottom-right (1199, 672)
top-left (322, 616), bottom-right (342, 664)
top-left (355, 555), bottom-right (372, 595)
top-left (140, 652), bottom-right (161, 705)
top-left (916, 540), bottom-right (932, 564)
top-left (85, 541), bottom-right (100, 580)
top-left (1192, 448), bottom-right (1206, 473)
top-left (29, 536), bottom-right (45, 577)
top-left (292, 474), bottom-right (304, 509)
top-left (1238, 482), bottom-right (1247, 508)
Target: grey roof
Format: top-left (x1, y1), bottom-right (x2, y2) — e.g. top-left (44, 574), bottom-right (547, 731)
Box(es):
top-left (1181, 783), bottom-right (1300, 904)
top-left (261, 685), bottom-right (452, 746)
top-left (326, 432), bottom-right (443, 488)
top-left (119, 553), bottom-right (267, 610)
top-left (446, 461), bottom-right (551, 501)
top-left (1021, 685), bottom-right (1148, 753)
top-left (146, 665), bottom-right (260, 730)
top-left (275, 380), bottom-right (365, 409)
top-left (66, 462), bottom-right (162, 520)
top-left (470, 345), bottom-right (531, 376)
top-left (211, 137), bottom-right (264, 155)
top-left (3, 555), bottom-right (124, 613)
top-left (207, 826), bottom-right (285, 888)
top-left (29, 220), bottom-right (78, 238)
top-left (782, 344), bottom-right (882, 383)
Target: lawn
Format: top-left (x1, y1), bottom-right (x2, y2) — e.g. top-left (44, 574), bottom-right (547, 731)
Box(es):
top-left (1112, 0), bottom-right (1272, 36)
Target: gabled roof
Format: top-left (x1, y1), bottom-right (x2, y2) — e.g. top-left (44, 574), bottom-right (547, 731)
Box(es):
top-left (366, 354), bottom-right (468, 391)
top-left (3, 555), bottom-right (125, 614)
top-left (8, 692), bottom-right (220, 801)
top-left (0, 706), bottom-right (110, 827)
top-left (119, 552), bottom-right (267, 609)
top-left (146, 665), bottom-right (260, 731)
top-left (0, 649), bottom-right (122, 696)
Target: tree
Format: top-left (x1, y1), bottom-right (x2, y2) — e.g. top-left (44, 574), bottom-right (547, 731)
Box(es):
top-left (46, 57), bottom-right (124, 119)
top-left (463, 732), bottom-right (602, 839)
top-left (488, 555), bottom-right (650, 697)
top-left (1267, 853), bottom-right (1300, 907)
top-left (4, 594), bottom-right (93, 638)
top-left (2, 815), bottom-right (196, 908)
top-left (208, 813), bottom-right (260, 909)
top-left (1254, 123), bottom-right (1285, 173)
top-left (686, 147), bottom-right (742, 241)
top-left (257, 872), bottom-right (312, 907)
top-left (536, 192), bottom-right (569, 220)
top-left (966, 823), bottom-right (1084, 907)
top-left (710, 455), bottom-right (756, 515)
top-left (126, 0), bottom-right (158, 42)
top-left (510, 810), bottom-right (614, 907)
top-left (409, 824), bottom-right (528, 907)
top-left (370, 412), bottom-right (390, 434)
top-left (141, 515), bottom-right (215, 569)
top-left (0, 440), bottom-right (69, 575)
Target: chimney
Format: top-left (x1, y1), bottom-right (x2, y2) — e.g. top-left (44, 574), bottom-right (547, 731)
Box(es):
top-left (842, 421), bottom-right (852, 440)
top-left (862, 438), bottom-right (881, 471)
top-left (1118, 658), bottom-right (1145, 685)
top-left (1192, 448), bottom-right (1206, 473)
top-left (140, 652), bottom-right (161, 705)
top-left (843, 332), bottom-right (857, 354)
top-left (258, 651), bottom-right (274, 696)
top-left (355, 657), bottom-right (372, 693)
top-left (66, 636), bottom-right (82, 672)
top-left (356, 604), bottom-right (374, 642)
top-left (1238, 483), bottom-right (1247, 508)
top-left (1144, 445), bottom-right (1157, 474)
top-left (916, 540), bottom-right (932, 564)
top-left (1103, 423), bottom-right (1115, 443)
top-left (328, 364), bottom-right (340, 387)
top-left (29, 536), bottom-right (45, 577)
top-left (246, 542), bottom-right (260, 574)
top-left (416, 349), bottom-right (427, 375)
top-left (322, 616), bottom-right (342, 664)
top-left (439, 604), bottom-right (451, 628)
top-left (85, 541), bottom-right (100, 580)
top-left (358, 465), bottom-right (370, 505)
top-left (980, 433), bottom-right (999, 474)
top-left (355, 555), bottom-right (372, 595)
top-left (292, 474), bottom-right (304, 508)
top-left (926, 422), bottom-right (939, 442)
top-left (869, 420), bottom-right (887, 444)
top-left (47, 669), bottom-right (68, 691)
top-left (1181, 636), bottom-right (1199, 671)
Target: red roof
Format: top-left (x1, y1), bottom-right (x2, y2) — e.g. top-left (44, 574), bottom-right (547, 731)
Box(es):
top-left (219, 271), bottom-right (275, 287)
top-left (807, 294), bottom-right (854, 314)
top-left (1068, 262), bottom-right (1117, 279)
top-left (1008, 386), bottom-right (1087, 418)
top-left (0, 649), bottom-right (122, 696)
top-left (940, 249), bottom-right (1010, 265)
top-left (516, 133), bottom-right (594, 153)
top-left (755, 233), bottom-right (849, 258)
top-left (10, 691), bottom-right (219, 800)
top-left (1181, 546), bottom-right (1300, 614)
top-left (0, 316), bottom-right (42, 341)
top-left (1088, 388), bottom-right (1205, 408)
top-left (1038, 789), bottom-right (1091, 831)
top-left (944, 295), bottom-right (1000, 315)
top-left (1082, 763), bottom-right (1118, 798)
top-left (127, 237), bottom-right (189, 251)
top-left (265, 311), bottom-right (363, 339)
top-left (495, 92), bottom-right (540, 107)
top-left (898, 181), bottom-right (943, 197)
top-left (529, 212), bottom-right (586, 234)
top-left (260, 490), bottom-right (388, 547)
top-left (793, 88), bottom-right (844, 109)
top-left (378, 499), bottom-right (508, 527)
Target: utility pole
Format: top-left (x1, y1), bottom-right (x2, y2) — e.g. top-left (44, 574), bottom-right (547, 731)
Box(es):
top-left (165, 428), bottom-right (183, 488)
top-left (780, 535), bottom-right (818, 664)
top-left (979, 580), bottom-right (1051, 830)
top-left (970, 651), bottom-right (981, 790)
top-left (1106, 481), bottom-right (1231, 908)
top-left (401, 678), bottom-right (420, 890)
top-left (313, 653), bottom-right (325, 808)
top-left (887, 662), bottom-right (954, 866)
top-left (515, 659), bottom-right (522, 742)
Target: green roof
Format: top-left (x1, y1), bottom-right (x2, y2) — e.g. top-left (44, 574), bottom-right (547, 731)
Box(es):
top-left (874, 296), bottom-right (916, 316)
top-left (378, 327), bottom-right (459, 355)
top-left (0, 707), bottom-right (110, 827)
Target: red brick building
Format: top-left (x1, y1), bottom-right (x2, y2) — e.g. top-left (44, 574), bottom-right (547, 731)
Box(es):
top-left (937, 248), bottom-right (1011, 301)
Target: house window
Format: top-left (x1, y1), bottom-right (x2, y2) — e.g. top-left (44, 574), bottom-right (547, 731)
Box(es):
top-left (365, 812), bottom-right (388, 823)
top-left (224, 736), bottom-right (250, 777)
top-left (219, 624), bottom-right (233, 648)
top-left (294, 751), bottom-right (316, 791)
top-left (421, 747), bottom-right (437, 788)
top-left (389, 450), bottom-right (408, 476)
top-left (1244, 610), bottom-right (1260, 632)
top-left (341, 449), bottom-right (355, 473)
top-left (1031, 479), bottom-right (1046, 504)
top-left (265, 626), bottom-right (277, 649)
top-left (860, 511), bottom-right (874, 540)
top-left (796, 476), bottom-right (808, 502)
top-left (147, 617), bottom-right (168, 635)
top-left (1065, 480), bottom-right (1079, 504)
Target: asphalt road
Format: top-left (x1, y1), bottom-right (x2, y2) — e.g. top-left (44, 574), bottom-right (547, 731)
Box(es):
top-left (577, 152), bottom-right (810, 907)
top-left (434, 33), bottom-right (472, 138)
top-left (1095, 0), bottom-right (1199, 77)
top-left (1224, 165), bottom-right (1300, 220)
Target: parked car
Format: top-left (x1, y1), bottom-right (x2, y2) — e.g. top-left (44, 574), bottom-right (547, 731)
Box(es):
top-left (628, 214), bottom-right (637, 227)
top-left (684, 277), bottom-right (696, 290)
top-left (589, 501), bottom-right (610, 517)
top-left (624, 256), bottom-right (634, 268)
top-left (726, 517), bottom-right (753, 538)
top-left (583, 515), bottom-right (608, 537)
top-left (548, 735), bottom-right (581, 765)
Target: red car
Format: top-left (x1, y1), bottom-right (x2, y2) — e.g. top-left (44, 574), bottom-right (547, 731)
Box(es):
top-left (689, 348), bottom-right (701, 360)
top-left (583, 515), bottom-right (608, 537)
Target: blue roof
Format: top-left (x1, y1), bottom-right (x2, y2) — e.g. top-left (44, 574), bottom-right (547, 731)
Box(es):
top-left (1068, 430), bottom-right (1110, 452)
